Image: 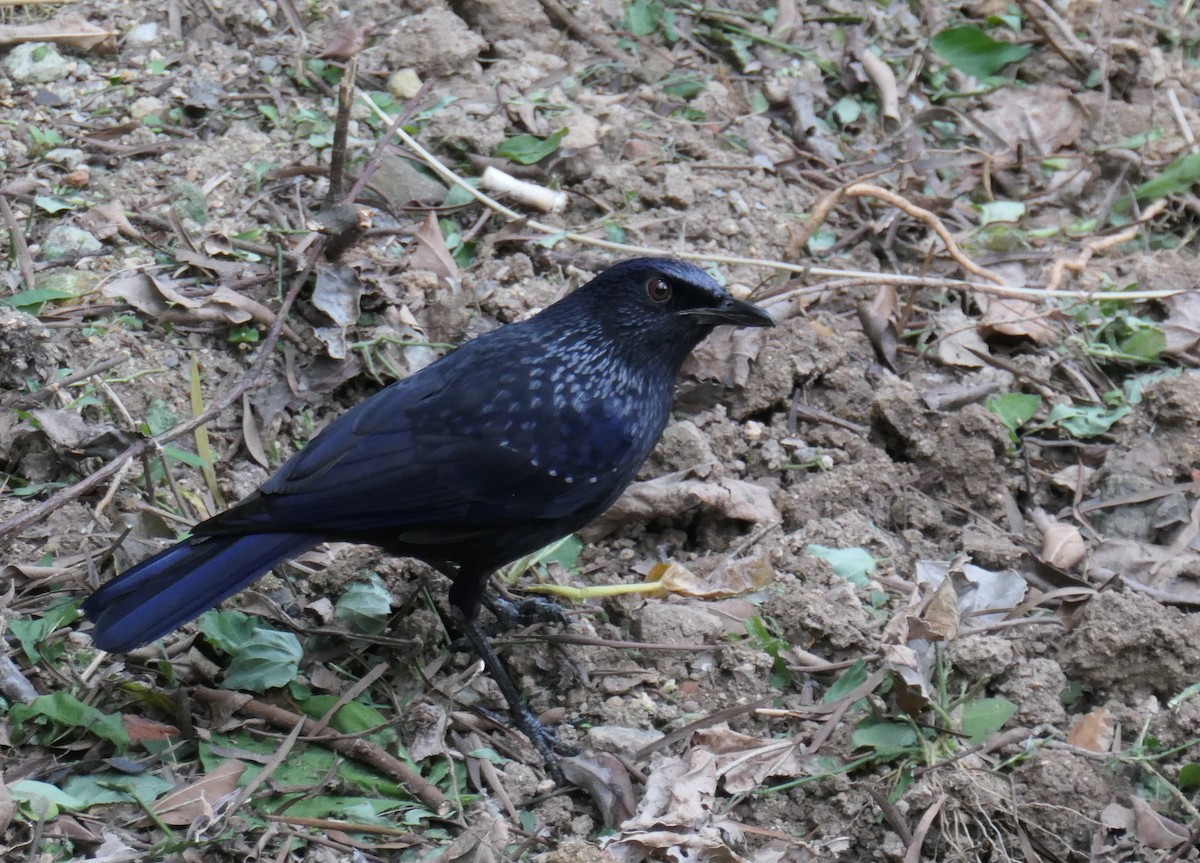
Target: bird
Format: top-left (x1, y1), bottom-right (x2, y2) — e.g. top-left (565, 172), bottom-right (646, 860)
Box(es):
top-left (83, 257), bottom-right (774, 767)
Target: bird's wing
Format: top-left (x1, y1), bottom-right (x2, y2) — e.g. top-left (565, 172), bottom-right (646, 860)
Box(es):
top-left (196, 346), bottom-right (641, 537)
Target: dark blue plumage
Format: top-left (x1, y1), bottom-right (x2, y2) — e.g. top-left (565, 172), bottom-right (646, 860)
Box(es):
top-left (83, 257), bottom-right (772, 765)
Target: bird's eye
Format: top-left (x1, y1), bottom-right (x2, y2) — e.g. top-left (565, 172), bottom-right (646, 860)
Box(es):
top-left (646, 277), bottom-right (672, 303)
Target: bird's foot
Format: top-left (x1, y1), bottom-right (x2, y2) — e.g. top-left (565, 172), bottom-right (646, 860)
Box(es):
top-left (486, 594), bottom-right (569, 631)
top-left (509, 703), bottom-right (577, 784)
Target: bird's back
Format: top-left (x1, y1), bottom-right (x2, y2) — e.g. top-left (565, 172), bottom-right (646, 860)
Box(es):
top-left (196, 297), bottom-right (677, 572)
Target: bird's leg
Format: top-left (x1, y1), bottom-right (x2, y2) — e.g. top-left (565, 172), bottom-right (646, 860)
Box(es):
top-left (450, 604), bottom-right (574, 781)
top-left (484, 593), bottom-right (569, 631)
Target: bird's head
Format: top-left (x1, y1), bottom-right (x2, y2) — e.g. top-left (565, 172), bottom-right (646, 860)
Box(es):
top-left (573, 257), bottom-right (774, 364)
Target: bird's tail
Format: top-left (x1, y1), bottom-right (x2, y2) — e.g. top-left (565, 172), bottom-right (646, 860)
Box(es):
top-left (82, 533), bottom-right (317, 653)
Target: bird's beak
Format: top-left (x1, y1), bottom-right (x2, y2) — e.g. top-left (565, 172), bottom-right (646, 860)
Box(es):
top-left (680, 297), bottom-right (775, 328)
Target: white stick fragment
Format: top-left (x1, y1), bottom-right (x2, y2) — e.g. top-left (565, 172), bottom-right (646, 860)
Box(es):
top-left (859, 48), bottom-right (900, 125)
top-left (480, 166), bottom-right (567, 213)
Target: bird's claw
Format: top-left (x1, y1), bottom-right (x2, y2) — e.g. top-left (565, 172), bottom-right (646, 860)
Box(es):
top-left (487, 594), bottom-right (570, 631)
top-left (509, 704), bottom-right (577, 784)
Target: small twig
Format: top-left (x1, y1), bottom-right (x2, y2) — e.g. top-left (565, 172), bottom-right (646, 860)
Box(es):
top-left (0, 354), bottom-right (129, 410)
top-left (903, 794), bottom-right (948, 863)
top-left (1046, 199), bottom-right (1168, 290)
top-left (0, 195), bottom-right (36, 293)
top-left (193, 686), bottom-right (453, 815)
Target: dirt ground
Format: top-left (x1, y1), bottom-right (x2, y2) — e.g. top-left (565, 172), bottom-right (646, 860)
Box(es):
top-left (3, 0), bottom-right (1200, 861)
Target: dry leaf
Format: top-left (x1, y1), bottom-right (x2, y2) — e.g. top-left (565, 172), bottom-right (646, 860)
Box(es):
top-left (691, 725), bottom-right (819, 794)
top-left (1131, 797), bottom-right (1190, 849)
top-left (977, 296), bottom-right (1058, 345)
top-left (0, 13), bottom-right (116, 51)
top-left (408, 701), bottom-right (450, 762)
top-left (909, 576), bottom-right (960, 641)
top-left (80, 200), bottom-right (142, 241)
top-left (685, 325), bottom-right (769, 388)
top-left (409, 212), bottom-right (458, 283)
top-left (586, 472), bottom-right (780, 538)
top-left (857, 285), bottom-right (898, 370)
top-left (971, 85), bottom-right (1085, 154)
top-left (122, 715), bottom-right (180, 744)
top-left (1040, 521), bottom-right (1086, 569)
top-left (1066, 708), bottom-right (1114, 752)
top-left (318, 23), bottom-right (373, 60)
top-left (933, 306), bottom-right (989, 367)
top-left (1161, 291), bottom-right (1200, 355)
top-left (643, 555), bottom-right (775, 599)
top-left (151, 760), bottom-right (246, 826)
top-left (559, 753), bottom-right (636, 828)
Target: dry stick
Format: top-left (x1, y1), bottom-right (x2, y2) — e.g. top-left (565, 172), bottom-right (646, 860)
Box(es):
top-left (903, 793), bottom-right (949, 863)
top-left (1045, 199), bottom-right (1168, 290)
top-left (0, 195), bottom-right (36, 294)
top-left (363, 96), bottom-right (1182, 303)
top-left (843, 183), bottom-right (1007, 285)
top-left (0, 247), bottom-right (319, 546)
top-left (0, 354), bottom-right (129, 409)
top-left (192, 687), bottom-right (452, 815)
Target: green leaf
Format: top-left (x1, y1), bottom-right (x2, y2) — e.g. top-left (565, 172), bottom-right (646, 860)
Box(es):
top-left (9, 599), bottom-right (80, 664)
top-left (1129, 151), bottom-right (1200, 204)
top-left (198, 608), bottom-right (260, 653)
top-left (335, 573), bottom-right (394, 635)
top-left (10, 780), bottom-right (85, 818)
top-left (1118, 326), bottom-right (1165, 362)
top-left (442, 179), bottom-right (479, 208)
top-left (661, 75), bottom-right (706, 100)
top-left (1179, 762), bottom-right (1200, 791)
top-left (986, 392), bottom-right (1041, 439)
top-left (851, 720), bottom-right (919, 758)
top-left (296, 695), bottom-right (393, 740)
top-left (805, 545), bottom-right (877, 587)
top-left (824, 659), bottom-right (870, 703)
top-left (10, 693), bottom-right (130, 747)
top-left (494, 128), bottom-right (568, 165)
top-left (806, 226), bottom-right (837, 255)
top-left (930, 26), bottom-right (1031, 78)
top-left (467, 747), bottom-right (508, 764)
top-left (1, 287), bottom-right (80, 311)
top-left (1045, 402), bottom-right (1131, 438)
top-left (222, 629), bottom-right (303, 691)
top-left (832, 96), bottom-right (861, 125)
top-left (959, 697), bottom-right (1017, 744)
top-left (625, 0), bottom-right (663, 37)
top-left (33, 195), bottom-right (78, 214)
top-left (144, 399), bottom-right (178, 436)
top-left (61, 772), bottom-right (175, 807)
top-left (977, 200), bottom-right (1025, 225)
top-left (162, 445), bottom-right (207, 469)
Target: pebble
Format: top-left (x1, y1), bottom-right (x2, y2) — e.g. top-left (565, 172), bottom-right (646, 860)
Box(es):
top-left (43, 225), bottom-right (102, 260)
top-left (125, 22), bottom-right (160, 47)
top-left (5, 43), bottom-right (72, 83)
top-left (388, 68), bottom-right (423, 100)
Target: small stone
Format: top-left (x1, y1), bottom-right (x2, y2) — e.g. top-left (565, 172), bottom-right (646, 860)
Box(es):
top-left (388, 68), bottom-right (423, 100)
top-left (129, 96), bottom-right (165, 120)
top-left (634, 603), bottom-right (724, 644)
top-left (42, 225), bottom-right (103, 260)
top-left (585, 725), bottom-right (664, 757)
top-left (125, 22), bottom-right (160, 47)
top-left (43, 148), bottom-right (86, 170)
top-left (561, 112), bottom-right (600, 150)
top-left (5, 43), bottom-right (72, 84)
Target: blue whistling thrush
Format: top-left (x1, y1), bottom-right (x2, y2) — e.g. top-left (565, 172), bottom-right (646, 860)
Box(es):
top-left (83, 257), bottom-right (774, 770)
